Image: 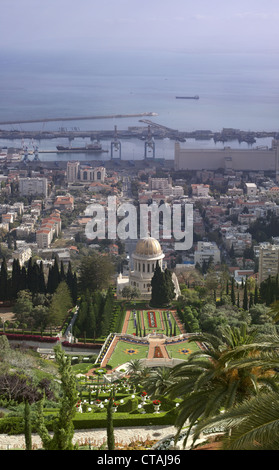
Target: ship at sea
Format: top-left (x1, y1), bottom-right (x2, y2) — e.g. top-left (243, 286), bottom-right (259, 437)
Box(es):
top-left (176, 95), bottom-right (199, 100)
top-left (56, 141), bottom-right (108, 153)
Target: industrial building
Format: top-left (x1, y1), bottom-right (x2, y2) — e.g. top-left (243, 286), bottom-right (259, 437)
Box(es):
top-left (174, 142), bottom-right (279, 182)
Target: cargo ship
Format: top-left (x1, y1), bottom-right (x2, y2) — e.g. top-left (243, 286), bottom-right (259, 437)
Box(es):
top-left (56, 142), bottom-right (108, 153)
top-left (176, 95), bottom-right (199, 100)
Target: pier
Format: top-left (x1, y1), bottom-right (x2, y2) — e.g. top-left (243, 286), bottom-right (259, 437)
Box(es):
top-left (0, 112), bottom-right (158, 126)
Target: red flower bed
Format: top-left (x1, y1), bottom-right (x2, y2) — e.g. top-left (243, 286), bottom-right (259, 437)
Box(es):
top-left (154, 346), bottom-right (164, 358)
top-left (147, 311), bottom-right (157, 328)
top-left (0, 332), bottom-right (59, 343)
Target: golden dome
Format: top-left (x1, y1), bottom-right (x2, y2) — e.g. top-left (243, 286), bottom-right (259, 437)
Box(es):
top-left (134, 237), bottom-right (162, 257)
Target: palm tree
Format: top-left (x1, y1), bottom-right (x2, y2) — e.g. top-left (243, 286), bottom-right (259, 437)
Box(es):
top-left (126, 359), bottom-right (142, 375)
top-left (166, 325), bottom-right (278, 447)
top-left (193, 390), bottom-right (279, 450)
top-left (126, 359), bottom-right (150, 388)
top-left (269, 300), bottom-right (279, 323)
top-left (141, 366), bottom-right (172, 398)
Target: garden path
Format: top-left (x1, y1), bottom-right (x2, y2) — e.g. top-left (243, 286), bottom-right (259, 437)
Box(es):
top-left (147, 337), bottom-right (169, 359)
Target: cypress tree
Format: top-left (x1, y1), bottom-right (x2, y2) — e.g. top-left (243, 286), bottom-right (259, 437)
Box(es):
top-left (151, 261), bottom-right (166, 307)
top-left (226, 280), bottom-right (229, 295)
top-left (26, 258), bottom-right (33, 292)
top-left (11, 258), bottom-right (21, 299)
top-left (164, 268), bottom-right (175, 305)
top-left (36, 345), bottom-right (78, 450)
top-left (107, 389), bottom-right (115, 450)
top-left (24, 401), bottom-right (32, 451)
top-left (249, 292), bottom-right (254, 307)
top-left (66, 262), bottom-right (73, 292)
top-left (52, 257), bottom-right (61, 291)
top-left (243, 282), bottom-right (248, 311)
top-left (19, 266), bottom-right (27, 291)
top-left (0, 258), bottom-right (8, 301)
top-left (60, 261), bottom-right (65, 282)
top-left (254, 285), bottom-right (259, 304)
top-left (38, 261), bottom-right (46, 293)
top-left (231, 278), bottom-right (235, 305)
top-left (72, 273), bottom-right (78, 304)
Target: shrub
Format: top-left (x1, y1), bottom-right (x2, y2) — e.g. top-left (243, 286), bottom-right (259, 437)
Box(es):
top-left (0, 416), bottom-right (24, 434)
top-left (118, 397), bottom-right (138, 413)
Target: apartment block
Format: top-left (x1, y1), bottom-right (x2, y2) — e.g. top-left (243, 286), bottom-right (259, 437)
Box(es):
top-left (19, 177), bottom-right (48, 197)
top-left (67, 161), bottom-right (106, 183)
top-left (54, 195), bottom-right (74, 211)
top-left (194, 241), bottom-right (221, 266)
top-left (36, 211), bottom-right (62, 248)
top-left (258, 243), bottom-right (279, 283)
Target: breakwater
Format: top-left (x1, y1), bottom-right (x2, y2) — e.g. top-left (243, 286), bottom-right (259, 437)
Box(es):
top-left (0, 112), bottom-right (158, 126)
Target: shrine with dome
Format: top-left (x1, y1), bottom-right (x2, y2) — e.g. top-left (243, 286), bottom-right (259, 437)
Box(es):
top-left (117, 237), bottom-right (180, 299)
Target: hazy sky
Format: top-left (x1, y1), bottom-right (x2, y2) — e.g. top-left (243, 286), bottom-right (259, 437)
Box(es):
top-left (1, 0), bottom-right (279, 54)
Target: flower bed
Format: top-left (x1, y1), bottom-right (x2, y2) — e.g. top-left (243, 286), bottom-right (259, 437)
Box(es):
top-left (147, 311), bottom-right (157, 328)
top-left (154, 346), bottom-right (164, 358)
top-left (0, 332), bottom-right (59, 343)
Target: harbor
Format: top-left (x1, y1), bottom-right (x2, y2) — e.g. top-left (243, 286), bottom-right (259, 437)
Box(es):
top-left (0, 125), bottom-right (276, 144)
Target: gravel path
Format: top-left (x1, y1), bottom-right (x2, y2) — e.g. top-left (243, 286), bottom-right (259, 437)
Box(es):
top-left (0, 425), bottom-right (178, 450)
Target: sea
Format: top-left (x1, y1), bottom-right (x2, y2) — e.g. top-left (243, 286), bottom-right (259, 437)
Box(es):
top-left (0, 49), bottom-right (278, 161)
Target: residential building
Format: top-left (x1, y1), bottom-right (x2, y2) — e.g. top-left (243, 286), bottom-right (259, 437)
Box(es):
top-left (194, 241), bottom-right (221, 266)
top-left (245, 182), bottom-right (257, 197)
top-left (67, 161), bottom-right (106, 183)
top-left (53, 195), bottom-right (74, 211)
top-left (36, 211), bottom-right (61, 248)
top-left (12, 246), bottom-right (32, 266)
top-left (148, 176), bottom-right (172, 190)
top-left (36, 229), bottom-right (53, 249)
top-left (258, 243), bottom-right (279, 283)
top-left (66, 161), bottom-right (80, 183)
top-left (19, 177), bottom-right (48, 197)
top-left (191, 184), bottom-right (210, 197)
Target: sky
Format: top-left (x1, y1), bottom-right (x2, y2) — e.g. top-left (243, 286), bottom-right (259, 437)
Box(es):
top-left (0, 0), bottom-right (279, 54)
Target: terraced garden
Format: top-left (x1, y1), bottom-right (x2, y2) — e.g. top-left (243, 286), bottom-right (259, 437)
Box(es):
top-left (125, 310), bottom-right (181, 336)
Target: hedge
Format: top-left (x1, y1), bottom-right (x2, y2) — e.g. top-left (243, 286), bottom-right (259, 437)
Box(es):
top-left (72, 410), bottom-right (176, 429)
top-left (0, 408), bottom-right (177, 435)
top-left (61, 341), bottom-right (102, 349)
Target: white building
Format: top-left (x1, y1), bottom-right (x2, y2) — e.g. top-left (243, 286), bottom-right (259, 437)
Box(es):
top-left (12, 246), bottom-right (32, 266)
top-left (36, 229), bottom-right (52, 249)
top-left (191, 184), bottom-right (210, 197)
top-left (19, 177), bottom-right (48, 197)
top-left (117, 237), bottom-right (180, 299)
top-left (194, 241), bottom-right (221, 266)
top-left (245, 183), bottom-right (257, 197)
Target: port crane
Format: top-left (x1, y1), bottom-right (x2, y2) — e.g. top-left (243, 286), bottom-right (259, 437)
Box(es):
top-left (111, 125), bottom-right (121, 159)
top-left (144, 125), bottom-right (155, 159)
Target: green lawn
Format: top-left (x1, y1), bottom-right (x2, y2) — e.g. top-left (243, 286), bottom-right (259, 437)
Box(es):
top-left (107, 340), bottom-right (149, 369)
top-left (165, 339), bottom-right (200, 359)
